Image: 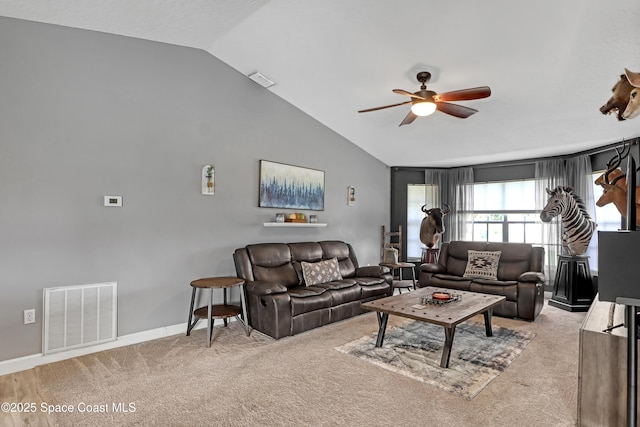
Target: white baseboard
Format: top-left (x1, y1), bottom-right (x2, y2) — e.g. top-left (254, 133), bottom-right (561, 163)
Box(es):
top-left (0, 318), bottom-right (221, 376)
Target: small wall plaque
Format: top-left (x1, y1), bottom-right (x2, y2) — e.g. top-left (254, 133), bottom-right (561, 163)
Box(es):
top-left (348, 186), bottom-right (356, 206)
top-left (202, 165), bottom-right (214, 195)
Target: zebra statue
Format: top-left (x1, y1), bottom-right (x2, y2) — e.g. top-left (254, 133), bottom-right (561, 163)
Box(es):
top-left (540, 186), bottom-right (597, 256)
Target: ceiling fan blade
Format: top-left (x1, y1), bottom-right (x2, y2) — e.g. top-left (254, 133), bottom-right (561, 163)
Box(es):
top-left (358, 100), bottom-right (411, 113)
top-left (433, 86), bottom-right (491, 102)
top-left (436, 102), bottom-right (478, 119)
top-left (392, 89), bottom-right (426, 100)
top-left (399, 111), bottom-right (418, 126)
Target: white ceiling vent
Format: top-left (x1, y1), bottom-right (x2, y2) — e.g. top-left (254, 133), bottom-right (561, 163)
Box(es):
top-left (248, 72), bottom-right (275, 88)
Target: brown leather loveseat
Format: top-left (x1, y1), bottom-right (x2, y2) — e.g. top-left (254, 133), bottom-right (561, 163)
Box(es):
top-left (233, 240), bottom-right (392, 339)
top-left (418, 241), bottom-right (545, 320)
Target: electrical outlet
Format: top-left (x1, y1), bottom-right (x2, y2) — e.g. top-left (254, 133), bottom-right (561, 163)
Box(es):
top-left (24, 309), bottom-right (35, 324)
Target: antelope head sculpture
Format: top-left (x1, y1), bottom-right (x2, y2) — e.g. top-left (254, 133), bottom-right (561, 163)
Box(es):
top-left (594, 140), bottom-right (640, 219)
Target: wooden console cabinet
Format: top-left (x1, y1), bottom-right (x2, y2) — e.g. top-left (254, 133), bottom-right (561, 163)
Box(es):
top-left (578, 297), bottom-right (638, 426)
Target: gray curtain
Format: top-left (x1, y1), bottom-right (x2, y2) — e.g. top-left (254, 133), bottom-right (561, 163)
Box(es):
top-left (424, 169), bottom-right (447, 244)
top-left (535, 155), bottom-right (595, 283)
top-left (565, 155), bottom-right (595, 219)
top-left (425, 167), bottom-right (474, 242)
top-left (535, 158), bottom-right (565, 282)
top-left (566, 154), bottom-right (598, 264)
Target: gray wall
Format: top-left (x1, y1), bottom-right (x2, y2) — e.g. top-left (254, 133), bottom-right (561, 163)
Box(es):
top-left (0, 17), bottom-right (390, 361)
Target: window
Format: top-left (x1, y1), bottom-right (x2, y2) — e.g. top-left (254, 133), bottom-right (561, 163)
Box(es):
top-left (470, 213), bottom-right (542, 244)
top-left (406, 184), bottom-right (438, 259)
top-left (406, 174), bottom-right (624, 271)
top-left (468, 180), bottom-right (542, 245)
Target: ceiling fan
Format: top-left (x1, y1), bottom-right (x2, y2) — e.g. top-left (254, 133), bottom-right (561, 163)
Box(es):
top-left (358, 71), bottom-right (491, 126)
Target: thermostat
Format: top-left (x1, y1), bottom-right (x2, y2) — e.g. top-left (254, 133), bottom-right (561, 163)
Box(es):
top-left (104, 196), bottom-right (123, 207)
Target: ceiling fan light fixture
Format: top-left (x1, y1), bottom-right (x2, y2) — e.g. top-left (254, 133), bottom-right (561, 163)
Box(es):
top-left (411, 101), bottom-right (437, 116)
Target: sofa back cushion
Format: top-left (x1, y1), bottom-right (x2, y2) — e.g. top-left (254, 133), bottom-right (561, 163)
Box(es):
top-left (319, 241), bottom-right (357, 278)
top-left (239, 241), bottom-right (359, 287)
top-left (444, 241), bottom-right (534, 281)
top-left (487, 242), bottom-right (532, 281)
top-left (246, 243), bottom-right (299, 287)
top-left (445, 241), bottom-right (488, 277)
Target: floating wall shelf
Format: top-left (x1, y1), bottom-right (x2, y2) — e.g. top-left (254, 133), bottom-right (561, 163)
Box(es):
top-left (263, 222), bottom-right (327, 228)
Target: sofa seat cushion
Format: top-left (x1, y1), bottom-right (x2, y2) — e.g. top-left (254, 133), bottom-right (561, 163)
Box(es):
top-left (287, 286), bottom-right (327, 297)
top-left (433, 274), bottom-right (473, 283)
top-left (469, 280), bottom-right (518, 302)
top-left (430, 274), bottom-right (472, 290)
top-left (313, 279), bottom-right (358, 290)
top-left (326, 284), bottom-right (363, 306)
top-left (472, 278), bottom-right (518, 287)
top-left (355, 277), bottom-right (386, 287)
top-left (361, 282), bottom-right (391, 299)
top-left (289, 287), bottom-right (333, 316)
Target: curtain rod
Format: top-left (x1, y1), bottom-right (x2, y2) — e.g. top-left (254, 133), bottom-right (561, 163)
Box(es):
top-left (393, 135), bottom-right (640, 171)
top-left (572, 136), bottom-right (640, 157)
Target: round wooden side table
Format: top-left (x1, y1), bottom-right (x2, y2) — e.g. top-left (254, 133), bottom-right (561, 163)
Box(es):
top-left (379, 261), bottom-right (416, 294)
top-left (186, 276), bottom-right (251, 347)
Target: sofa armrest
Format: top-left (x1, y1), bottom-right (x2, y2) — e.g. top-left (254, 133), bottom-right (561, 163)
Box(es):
top-left (518, 271), bottom-right (545, 283)
top-left (355, 265), bottom-right (390, 277)
top-left (245, 280), bottom-right (288, 297)
top-left (420, 263), bottom-right (446, 274)
top-left (418, 263), bottom-right (447, 288)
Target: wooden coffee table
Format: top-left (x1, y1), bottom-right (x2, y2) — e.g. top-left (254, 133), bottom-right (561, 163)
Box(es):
top-left (361, 286), bottom-right (506, 368)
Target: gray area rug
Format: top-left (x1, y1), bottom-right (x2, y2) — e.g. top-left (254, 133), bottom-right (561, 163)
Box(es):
top-left (335, 320), bottom-right (535, 400)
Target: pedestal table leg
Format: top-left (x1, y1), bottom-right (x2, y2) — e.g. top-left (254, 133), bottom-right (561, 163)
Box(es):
top-left (239, 283), bottom-right (251, 336)
top-left (207, 288), bottom-right (213, 348)
top-left (186, 287), bottom-right (197, 336)
top-left (483, 309), bottom-right (495, 337)
top-left (374, 313), bottom-right (389, 347)
top-left (440, 326), bottom-right (457, 368)
top-left (223, 288), bottom-right (228, 327)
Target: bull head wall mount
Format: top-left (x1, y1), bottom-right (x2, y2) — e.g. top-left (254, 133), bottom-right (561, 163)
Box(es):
top-left (419, 204), bottom-right (450, 248)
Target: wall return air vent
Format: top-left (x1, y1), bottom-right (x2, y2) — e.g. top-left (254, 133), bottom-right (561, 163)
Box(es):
top-left (43, 282), bottom-right (117, 355)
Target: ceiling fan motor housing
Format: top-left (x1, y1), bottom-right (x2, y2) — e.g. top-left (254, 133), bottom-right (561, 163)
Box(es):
top-left (417, 71), bottom-right (432, 84)
top-left (414, 89), bottom-right (437, 103)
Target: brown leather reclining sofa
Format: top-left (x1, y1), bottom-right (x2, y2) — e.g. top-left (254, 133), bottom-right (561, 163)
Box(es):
top-left (233, 240), bottom-right (392, 339)
top-left (418, 241), bottom-right (545, 321)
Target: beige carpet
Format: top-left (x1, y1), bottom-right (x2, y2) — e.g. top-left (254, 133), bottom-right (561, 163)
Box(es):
top-left (0, 298), bottom-right (584, 427)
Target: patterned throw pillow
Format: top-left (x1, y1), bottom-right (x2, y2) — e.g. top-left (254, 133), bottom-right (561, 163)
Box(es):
top-left (301, 258), bottom-right (343, 286)
top-left (463, 250), bottom-right (502, 280)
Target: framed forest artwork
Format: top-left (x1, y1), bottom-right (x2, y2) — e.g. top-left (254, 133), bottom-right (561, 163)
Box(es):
top-left (259, 160), bottom-right (325, 210)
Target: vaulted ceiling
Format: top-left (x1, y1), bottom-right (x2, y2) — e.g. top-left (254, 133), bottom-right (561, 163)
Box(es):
top-left (2, 1), bottom-right (640, 167)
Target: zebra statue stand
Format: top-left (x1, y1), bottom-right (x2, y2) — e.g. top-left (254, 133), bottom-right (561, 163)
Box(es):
top-left (540, 185), bottom-right (597, 311)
